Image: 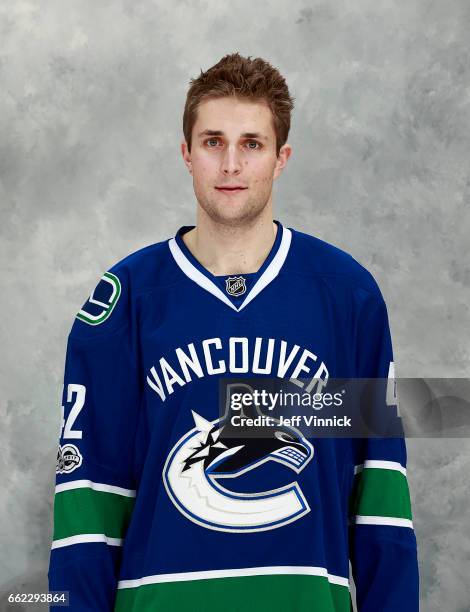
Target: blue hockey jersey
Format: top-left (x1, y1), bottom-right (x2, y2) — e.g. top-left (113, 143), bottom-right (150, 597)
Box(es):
top-left (48, 220), bottom-right (419, 611)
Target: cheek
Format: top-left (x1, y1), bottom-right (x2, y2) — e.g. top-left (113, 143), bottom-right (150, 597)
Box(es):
top-left (193, 165), bottom-right (213, 186)
top-left (193, 159), bottom-right (217, 180)
top-left (251, 164), bottom-right (276, 187)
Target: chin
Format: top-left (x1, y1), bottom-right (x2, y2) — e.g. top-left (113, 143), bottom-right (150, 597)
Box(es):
top-left (196, 189), bottom-right (270, 226)
top-left (207, 203), bottom-right (266, 227)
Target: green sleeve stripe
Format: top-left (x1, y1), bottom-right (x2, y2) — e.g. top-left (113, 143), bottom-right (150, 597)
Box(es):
top-left (53, 487), bottom-right (135, 541)
top-left (349, 467), bottom-right (412, 520)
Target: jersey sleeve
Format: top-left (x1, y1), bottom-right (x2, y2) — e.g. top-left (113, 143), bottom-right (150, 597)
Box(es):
top-left (48, 265), bottom-right (143, 611)
top-left (348, 289), bottom-right (419, 611)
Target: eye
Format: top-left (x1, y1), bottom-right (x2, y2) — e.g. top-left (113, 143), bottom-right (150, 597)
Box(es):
top-left (205, 138), bottom-right (220, 147)
top-left (246, 140), bottom-right (262, 150)
top-left (275, 431), bottom-right (294, 443)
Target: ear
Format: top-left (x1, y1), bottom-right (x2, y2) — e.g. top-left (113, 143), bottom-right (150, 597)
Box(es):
top-left (273, 143), bottom-right (293, 180)
top-left (181, 140), bottom-right (192, 174)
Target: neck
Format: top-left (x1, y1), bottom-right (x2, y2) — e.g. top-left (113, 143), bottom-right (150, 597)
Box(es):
top-left (183, 207), bottom-right (278, 276)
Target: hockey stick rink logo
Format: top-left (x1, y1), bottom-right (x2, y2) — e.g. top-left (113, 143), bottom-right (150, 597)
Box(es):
top-left (56, 444), bottom-right (83, 474)
top-left (76, 271), bottom-right (121, 325)
top-left (163, 383), bottom-right (314, 532)
top-left (225, 276), bottom-right (247, 297)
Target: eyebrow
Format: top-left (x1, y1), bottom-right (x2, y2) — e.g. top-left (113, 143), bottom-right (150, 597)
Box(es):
top-left (197, 129), bottom-right (268, 141)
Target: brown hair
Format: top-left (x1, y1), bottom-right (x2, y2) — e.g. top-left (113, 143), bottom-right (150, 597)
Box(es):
top-left (183, 53), bottom-right (295, 157)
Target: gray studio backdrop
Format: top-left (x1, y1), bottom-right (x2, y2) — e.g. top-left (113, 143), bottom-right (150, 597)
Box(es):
top-left (1, 1), bottom-right (469, 610)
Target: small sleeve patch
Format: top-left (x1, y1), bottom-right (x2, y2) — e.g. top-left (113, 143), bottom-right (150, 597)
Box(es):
top-left (76, 271), bottom-right (121, 326)
top-left (56, 443), bottom-right (83, 474)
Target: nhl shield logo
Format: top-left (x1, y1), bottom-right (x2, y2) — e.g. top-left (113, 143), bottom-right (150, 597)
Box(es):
top-left (225, 276), bottom-right (246, 297)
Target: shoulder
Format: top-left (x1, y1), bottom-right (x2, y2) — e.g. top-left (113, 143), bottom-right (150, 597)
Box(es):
top-left (69, 237), bottom-right (174, 339)
top-left (108, 238), bottom-right (174, 289)
top-left (287, 226), bottom-right (385, 301)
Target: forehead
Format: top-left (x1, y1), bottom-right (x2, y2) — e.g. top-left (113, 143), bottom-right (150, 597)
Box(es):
top-left (193, 97), bottom-right (275, 138)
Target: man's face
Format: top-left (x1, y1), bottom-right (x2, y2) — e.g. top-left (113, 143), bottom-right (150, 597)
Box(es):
top-left (181, 96), bottom-right (291, 226)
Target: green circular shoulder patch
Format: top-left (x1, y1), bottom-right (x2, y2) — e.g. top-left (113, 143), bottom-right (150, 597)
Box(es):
top-left (76, 271), bottom-right (122, 325)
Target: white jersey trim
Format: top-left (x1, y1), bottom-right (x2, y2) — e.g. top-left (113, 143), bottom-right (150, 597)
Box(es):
top-left (51, 534), bottom-right (122, 549)
top-left (350, 516), bottom-right (414, 529)
top-left (168, 226), bottom-right (292, 312)
top-left (55, 479), bottom-right (136, 497)
top-left (354, 460), bottom-right (407, 477)
top-left (117, 565), bottom-right (349, 590)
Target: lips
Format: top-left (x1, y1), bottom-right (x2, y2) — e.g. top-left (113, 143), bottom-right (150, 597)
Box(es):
top-left (215, 186), bottom-right (247, 192)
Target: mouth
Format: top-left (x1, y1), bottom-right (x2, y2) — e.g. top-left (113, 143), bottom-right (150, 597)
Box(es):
top-left (215, 186), bottom-right (247, 194)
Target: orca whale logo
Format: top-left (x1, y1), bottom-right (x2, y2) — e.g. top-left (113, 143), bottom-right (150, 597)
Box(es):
top-left (163, 383), bottom-right (314, 532)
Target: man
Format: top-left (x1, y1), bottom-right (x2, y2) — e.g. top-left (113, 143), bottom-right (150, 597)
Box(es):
top-left (48, 53), bottom-right (419, 611)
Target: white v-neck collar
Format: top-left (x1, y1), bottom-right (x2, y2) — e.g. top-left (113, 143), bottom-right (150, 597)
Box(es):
top-left (168, 225), bottom-right (292, 312)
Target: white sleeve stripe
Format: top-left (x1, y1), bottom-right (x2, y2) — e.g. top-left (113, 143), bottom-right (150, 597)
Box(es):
top-left (354, 460), bottom-right (407, 476)
top-left (117, 565), bottom-right (350, 590)
top-left (350, 516), bottom-right (414, 529)
top-left (55, 479), bottom-right (136, 497)
top-left (51, 534), bottom-right (123, 549)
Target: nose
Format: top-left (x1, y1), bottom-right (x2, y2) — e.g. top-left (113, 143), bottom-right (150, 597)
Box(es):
top-left (220, 144), bottom-right (242, 175)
